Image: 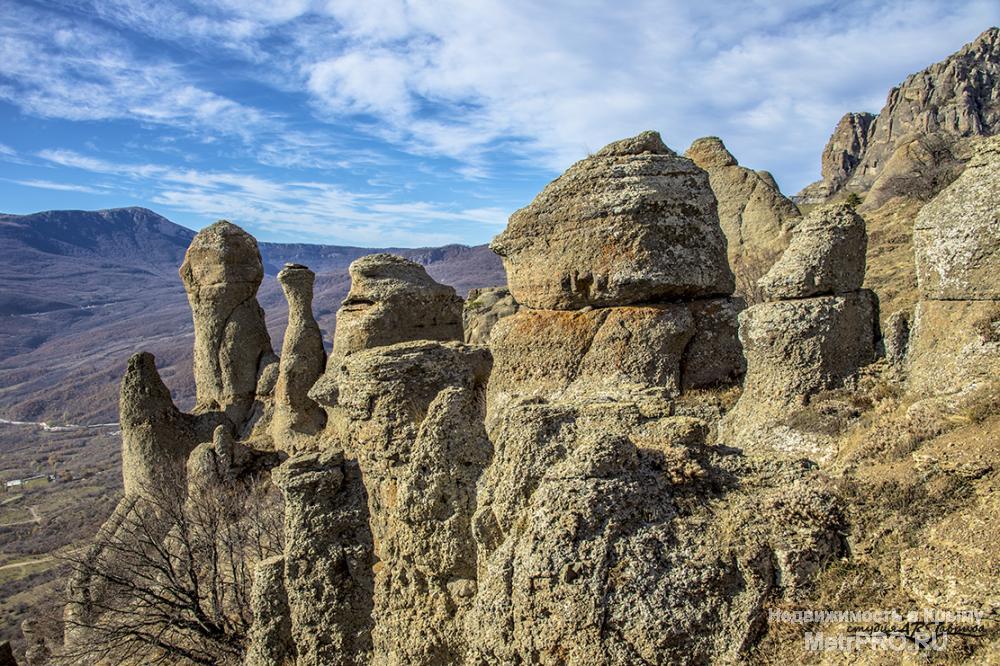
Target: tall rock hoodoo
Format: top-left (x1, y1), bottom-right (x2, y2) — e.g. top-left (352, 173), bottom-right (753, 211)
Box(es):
top-left (718, 203), bottom-right (879, 460)
top-left (797, 27), bottom-right (1000, 206)
top-left (685, 136), bottom-right (802, 290)
top-left (271, 263), bottom-right (326, 448)
top-left (906, 135), bottom-right (1000, 397)
top-left (179, 220), bottom-right (274, 425)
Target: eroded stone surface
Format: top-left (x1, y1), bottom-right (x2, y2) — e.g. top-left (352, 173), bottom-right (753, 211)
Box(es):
top-left (463, 286), bottom-right (520, 345)
top-left (179, 220), bottom-right (273, 424)
top-left (491, 131), bottom-right (734, 309)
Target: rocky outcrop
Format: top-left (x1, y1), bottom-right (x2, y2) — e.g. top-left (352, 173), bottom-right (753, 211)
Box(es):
top-left (719, 204), bottom-right (878, 459)
top-left (328, 254), bottom-right (463, 369)
top-left (463, 286), bottom-right (520, 344)
top-left (757, 204), bottom-right (866, 299)
top-left (244, 555), bottom-right (295, 666)
top-left (271, 264), bottom-right (326, 448)
top-left (491, 131), bottom-right (734, 309)
top-left (179, 220), bottom-right (273, 424)
top-left (119, 352), bottom-right (198, 497)
top-left (907, 135), bottom-right (1000, 398)
top-left (796, 27), bottom-right (1000, 205)
top-left (271, 450), bottom-right (374, 666)
top-left (685, 136), bottom-right (801, 282)
top-left (336, 341), bottom-right (491, 665)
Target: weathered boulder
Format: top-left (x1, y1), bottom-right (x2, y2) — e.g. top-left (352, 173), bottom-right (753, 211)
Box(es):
top-left (179, 220), bottom-right (273, 424)
top-left (119, 352), bottom-right (198, 497)
top-left (271, 264), bottom-right (326, 448)
top-left (463, 286), bottom-right (520, 345)
top-left (271, 450), bottom-right (374, 666)
top-left (329, 253), bottom-right (463, 369)
top-left (913, 135), bottom-right (1000, 300)
top-left (336, 341), bottom-right (491, 665)
top-left (244, 555), bottom-right (295, 666)
top-left (757, 204), bottom-right (867, 300)
top-left (685, 137), bottom-right (800, 280)
top-left (491, 131), bottom-right (734, 310)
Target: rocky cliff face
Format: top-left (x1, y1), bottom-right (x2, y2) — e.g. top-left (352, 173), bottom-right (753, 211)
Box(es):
top-left (46, 115), bottom-right (999, 665)
top-left (797, 27), bottom-right (1000, 206)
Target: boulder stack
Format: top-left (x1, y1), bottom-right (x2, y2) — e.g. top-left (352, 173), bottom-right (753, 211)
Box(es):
top-left (179, 220), bottom-right (273, 425)
top-left (907, 135), bottom-right (1000, 396)
top-left (718, 203), bottom-right (879, 459)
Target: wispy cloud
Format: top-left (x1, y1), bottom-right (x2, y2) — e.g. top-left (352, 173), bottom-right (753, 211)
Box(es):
top-left (7, 178), bottom-right (107, 194)
top-left (0, 143), bottom-right (15, 157)
top-left (35, 148), bottom-right (503, 245)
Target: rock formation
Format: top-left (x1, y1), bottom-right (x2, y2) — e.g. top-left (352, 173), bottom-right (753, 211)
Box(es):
top-left (271, 264), bottom-right (326, 447)
top-left (719, 203), bottom-right (879, 459)
top-left (463, 286), bottom-right (520, 344)
top-left (244, 555), bottom-right (295, 666)
top-left (797, 27), bottom-right (1000, 205)
top-left (328, 253), bottom-right (463, 369)
top-left (179, 220), bottom-right (273, 424)
top-left (685, 136), bottom-right (801, 284)
top-left (907, 135), bottom-right (1000, 397)
top-left (491, 131), bottom-right (734, 310)
top-left (119, 352), bottom-right (198, 497)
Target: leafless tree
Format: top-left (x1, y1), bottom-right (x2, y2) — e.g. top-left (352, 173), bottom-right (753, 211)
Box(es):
top-left (56, 470), bottom-right (283, 666)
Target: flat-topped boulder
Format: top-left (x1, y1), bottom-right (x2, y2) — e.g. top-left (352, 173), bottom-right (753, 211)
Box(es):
top-left (491, 131), bottom-right (734, 309)
top-left (758, 203), bottom-right (867, 300)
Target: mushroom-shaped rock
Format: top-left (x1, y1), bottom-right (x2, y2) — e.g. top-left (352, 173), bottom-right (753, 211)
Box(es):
top-left (179, 220), bottom-right (273, 424)
top-left (120, 352), bottom-right (198, 497)
top-left (491, 130), bottom-right (734, 310)
top-left (271, 264), bottom-right (326, 446)
top-left (757, 203), bottom-right (867, 300)
top-left (914, 134), bottom-right (1000, 300)
top-left (329, 253), bottom-right (464, 370)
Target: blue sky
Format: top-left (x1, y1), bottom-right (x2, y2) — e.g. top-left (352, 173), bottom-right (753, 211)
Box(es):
top-left (0, 1), bottom-right (996, 247)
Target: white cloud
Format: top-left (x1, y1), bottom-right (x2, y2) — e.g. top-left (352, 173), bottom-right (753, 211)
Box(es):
top-left (35, 148), bottom-right (501, 246)
top-left (7, 178), bottom-right (107, 194)
top-left (0, 143), bottom-right (15, 157)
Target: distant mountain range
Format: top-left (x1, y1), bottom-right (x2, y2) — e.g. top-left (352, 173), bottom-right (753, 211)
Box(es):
top-left (0, 207), bottom-right (505, 423)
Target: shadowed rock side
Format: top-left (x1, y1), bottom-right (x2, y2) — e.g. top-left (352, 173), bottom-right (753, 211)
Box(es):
top-left (685, 136), bottom-right (801, 282)
top-left (491, 130), bottom-right (734, 309)
top-left (243, 555), bottom-right (294, 666)
top-left (719, 204), bottom-right (878, 460)
top-left (797, 27), bottom-right (1000, 206)
top-left (179, 220), bottom-right (274, 425)
top-left (271, 264), bottom-right (326, 449)
top-left (463, 286), bottom-right (520, 344)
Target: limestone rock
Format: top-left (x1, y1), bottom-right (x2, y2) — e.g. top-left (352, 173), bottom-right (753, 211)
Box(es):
top-left (491, 131), bottom-right (734, 310)
top-left (329, 253), bottom-right (463, 368)
top-left (906, 300), bottom-right (999, 397)
top-left (883, 309), bottom-right (911, 366)
top-left (463, 286), bottom-right (520, 345)
top-left (119, 352), bottom-right (198, 497)
top-left (179, 220), bottom-right (273, 424)
top-left (685, 137), bottom-right (800, 280)
top-left (271, 450), bottom-right (374, 666)
top-left (796, 27), bottom-right (1000, 203)
top-left (271, 264), bottom-right (326, 447)
top-left (913, 135), bottom-right (1000, 300)
top-left (682, 297), bottom-right (746, 390)
top-left (757, 204), bottom-right (867, 300)
top-left (487, 305), bottom-right (695, 408)
top-left (244, 555), bottom-right (295, 666)
top-left (336, 341), bottom-right (491, 665)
